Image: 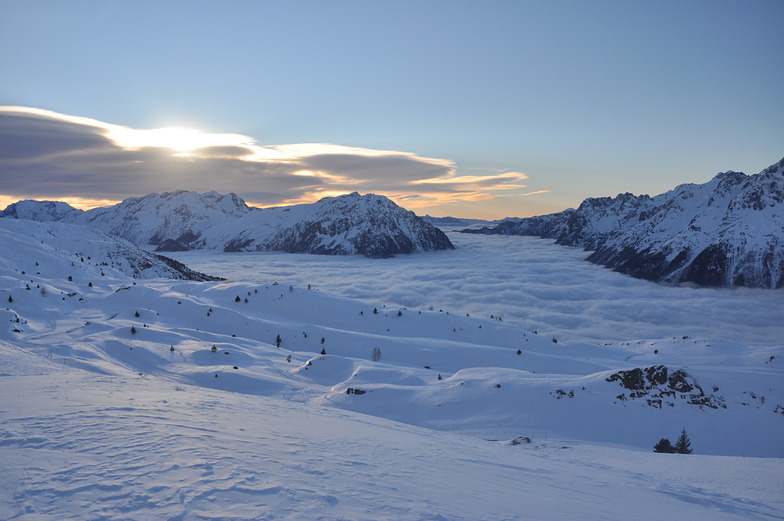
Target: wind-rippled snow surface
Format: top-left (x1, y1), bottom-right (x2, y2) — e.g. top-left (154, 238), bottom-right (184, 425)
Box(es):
top-left (3, 371), bottom-right (782, 521)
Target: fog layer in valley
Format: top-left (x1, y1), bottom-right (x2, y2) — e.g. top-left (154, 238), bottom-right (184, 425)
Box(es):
top-left (167, 232), bottom-right (784, 346)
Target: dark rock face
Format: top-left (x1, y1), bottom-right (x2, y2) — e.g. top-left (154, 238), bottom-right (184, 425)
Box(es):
top-left (221, 192), bottom-right (454, 256)
top-left (152, 254), bottom-right (223, 281)
top-left (155, 239), bottom-right (191, 252)
top-left (462, 157), bottom-right (784, 288)
top-left (605, 365), bottom-right (726, 409)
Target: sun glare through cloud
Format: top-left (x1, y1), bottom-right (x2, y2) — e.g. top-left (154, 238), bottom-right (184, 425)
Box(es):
top-left (0, 106), bottom-right (541, 218)
top-left (106, 126), bottom-right (256, 153)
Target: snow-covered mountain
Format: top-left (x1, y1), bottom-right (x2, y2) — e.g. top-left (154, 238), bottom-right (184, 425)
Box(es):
top-left (0, 218), bottom-right (220, 281)
top-left (0, 199), bottom-right (83, 222)
top-left (464, 157), bottom-right (784, 288)
top-left (421, 214), bottom-right (494, 229)
top-left (1, 191), bottom-right (454, 257)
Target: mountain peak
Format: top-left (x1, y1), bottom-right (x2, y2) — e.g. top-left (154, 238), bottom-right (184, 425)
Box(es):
top-left (2, 190), bottom-right (453, 257)
top-left (0, 199), bottom-right (82, 221)
top-left (463, 157), bottom-right (784, 288)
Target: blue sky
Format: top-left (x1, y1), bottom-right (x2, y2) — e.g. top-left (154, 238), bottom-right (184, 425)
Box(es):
top-left (1, 0), bottom-right (782, 219)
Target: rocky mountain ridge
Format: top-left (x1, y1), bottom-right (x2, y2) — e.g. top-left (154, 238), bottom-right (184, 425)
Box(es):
top-left (464, 157), bottom-right (784, 288)
top-left (1, 191), bottom-right (454, 257)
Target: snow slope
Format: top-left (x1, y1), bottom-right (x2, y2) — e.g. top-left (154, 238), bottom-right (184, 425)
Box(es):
top-left (1, 191), bottom-right (454, 257)
top-left (1, 219), bottom-right (782, 520)
top-left (464, 157), bottom-right (784, 288)
top-left (0, 218), bottom-right (219, 281)
top-left (3, 366), bottom-right (782, 521)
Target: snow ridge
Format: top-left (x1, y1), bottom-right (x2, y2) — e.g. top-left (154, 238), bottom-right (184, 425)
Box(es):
top-left (464, 157), bottom-right (784, 288)
top-left (0, 219), bottom-right (220, 281)
top-left (1, 191), bottom-right (454, 257)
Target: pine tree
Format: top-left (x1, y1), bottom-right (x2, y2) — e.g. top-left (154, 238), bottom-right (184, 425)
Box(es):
top-left (275, 334), bottom-right (282, 348)
top-left (674, 429), bottom-right (693, 454)
top-left (653, 438), bottom-right (675, 453)
top-left (321, 347), bottom-right (326, 355)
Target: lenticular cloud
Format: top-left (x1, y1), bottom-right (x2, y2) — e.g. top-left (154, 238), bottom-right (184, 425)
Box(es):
top-left (0, 106), bottom-right (530, 209)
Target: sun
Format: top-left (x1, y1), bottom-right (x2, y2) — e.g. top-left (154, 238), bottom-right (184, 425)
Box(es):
top-left (105, 125), bottom-right (255, 153)
top-left (141, 128), bottom-right (210, 152)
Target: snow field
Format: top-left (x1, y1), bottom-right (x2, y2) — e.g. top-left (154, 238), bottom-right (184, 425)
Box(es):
top-left (2, 367), bottom-right (782, 521)
top-left (1, 218), bottom-right (783, 519)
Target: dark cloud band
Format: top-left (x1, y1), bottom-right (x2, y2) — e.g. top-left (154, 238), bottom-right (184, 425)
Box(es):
top-left (0, 107), bottom-right (532, 209)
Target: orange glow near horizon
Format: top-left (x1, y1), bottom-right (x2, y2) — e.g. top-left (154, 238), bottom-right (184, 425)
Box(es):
top-left (2, 184), bottom-right (555, 220)
top-left (0, 195), bottom-right (122, 211)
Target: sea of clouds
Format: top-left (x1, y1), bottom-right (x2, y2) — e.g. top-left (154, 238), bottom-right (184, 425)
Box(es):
top-left (168, 232), bottom-right (784, 346)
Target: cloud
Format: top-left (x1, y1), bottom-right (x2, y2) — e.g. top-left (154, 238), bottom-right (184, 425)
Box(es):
top-left (0, 106), bottom-right (537, 210)
top-left (167, 232), bottom-right (783, 347)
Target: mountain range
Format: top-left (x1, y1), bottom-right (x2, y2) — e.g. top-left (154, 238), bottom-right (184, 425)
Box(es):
top-left (464, 157), bottom-right (784, 288)
top-left (1, 177), bottom-right (781, 519)
top-left (0, 191), bottom-right (454, 257)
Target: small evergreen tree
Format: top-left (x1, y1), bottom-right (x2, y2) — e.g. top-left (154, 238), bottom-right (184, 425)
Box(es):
top-left (321, 347), bottom-right (326, 355)
top-left (371, 346), bottom-right (382, 362)
top-left (373, 307), bottom-right (378, 314)
top-left (320, 337), bottom-right (325, 344)
top-left (235, 295), bottom-right (241, 302)
top-left (130, 326), bottom-right (137, 335)
top-left (275, 334), bottom-right (282, 348)
top-left (653, 438), bottom-right (675, 453)
top-left (7, 295), bottom-right (12, 303)
top-left (674, 429), bottom-right (693, 454)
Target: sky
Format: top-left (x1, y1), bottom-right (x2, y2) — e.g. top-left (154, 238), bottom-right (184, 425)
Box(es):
top-left (0, 0), bottom-right (782, 219)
